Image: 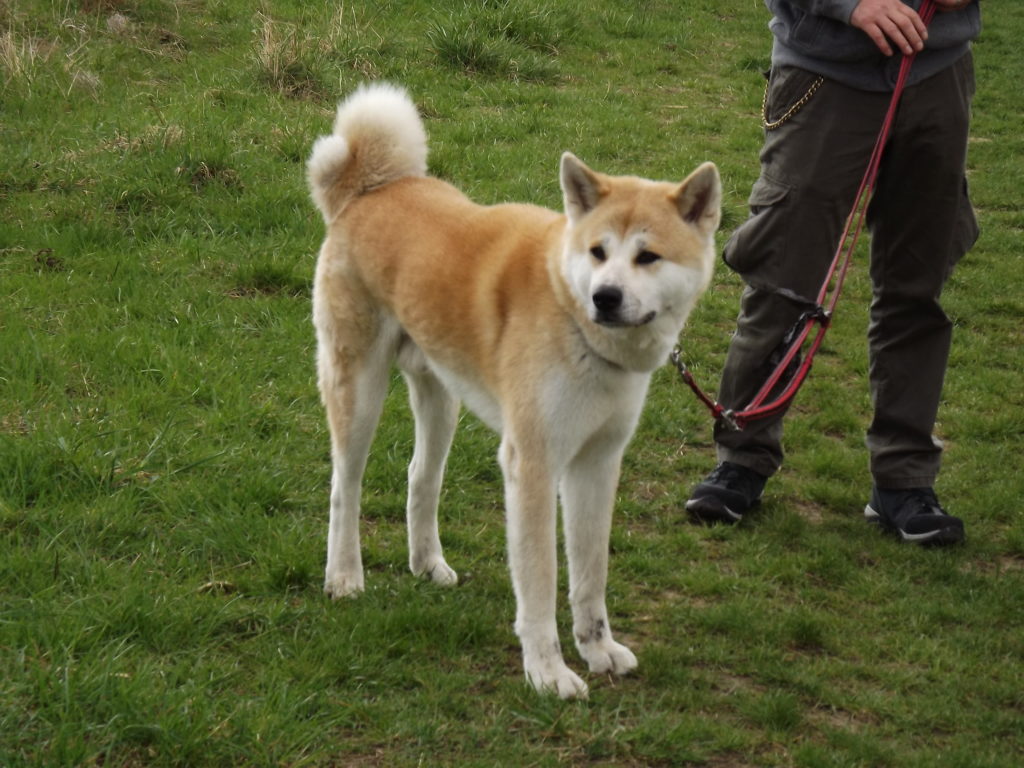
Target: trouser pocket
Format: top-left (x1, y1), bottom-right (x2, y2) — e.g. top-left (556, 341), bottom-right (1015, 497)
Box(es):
top-left (762, 66), bottom-right (824, 131)
top-left (722, 173), bottom-right (828, 305)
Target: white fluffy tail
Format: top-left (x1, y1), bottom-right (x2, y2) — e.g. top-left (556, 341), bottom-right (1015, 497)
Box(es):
top-left (307, 83), bottom-right (428, 223)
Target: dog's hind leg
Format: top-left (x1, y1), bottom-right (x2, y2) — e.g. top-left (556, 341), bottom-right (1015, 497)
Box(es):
top-left (401, 361), bottom-right (460, 586)
top-left (561, 439), bottom-right (638, 678)
top-left (320, 335), bottom-right (393, 600)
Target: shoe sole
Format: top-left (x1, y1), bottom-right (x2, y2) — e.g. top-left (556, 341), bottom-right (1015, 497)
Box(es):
top-left (864, 505), bottom-right (965, 545)
top-left (686, 496), bottom-right (745, 525)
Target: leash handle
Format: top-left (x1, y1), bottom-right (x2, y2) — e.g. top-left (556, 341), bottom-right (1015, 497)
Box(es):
top-left (681, 0), bottom-right (936, 429)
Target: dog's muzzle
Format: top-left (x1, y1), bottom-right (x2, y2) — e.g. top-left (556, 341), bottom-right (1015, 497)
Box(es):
top-left (592, 286), bottom-right (623, 318)
top-left (592, 286), bottom-right (655, 327)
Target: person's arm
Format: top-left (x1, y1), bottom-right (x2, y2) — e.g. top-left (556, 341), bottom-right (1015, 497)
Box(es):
top-left (771, 0), bottom-right (974, 58)
top-left (772, 0), bottom-right (928, 56)
top-left (849, 0), bottom-right (978, 56)
top-left (848, 0), bottom-right (929, 56)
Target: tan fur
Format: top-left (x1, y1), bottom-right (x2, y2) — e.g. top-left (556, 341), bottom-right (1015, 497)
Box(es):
top-left (309, 83), bottom-right (720, 698)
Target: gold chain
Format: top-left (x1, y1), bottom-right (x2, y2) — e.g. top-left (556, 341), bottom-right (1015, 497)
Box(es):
top-left (762, 75), bottom-right (824, 131)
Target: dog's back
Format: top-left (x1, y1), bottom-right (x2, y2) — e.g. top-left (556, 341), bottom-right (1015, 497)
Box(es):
top-left (308, 83), bottom-right (566, 399)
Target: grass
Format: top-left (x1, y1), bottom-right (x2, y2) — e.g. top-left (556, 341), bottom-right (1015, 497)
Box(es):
top-left (2, 0), bottom-right (1023, 765)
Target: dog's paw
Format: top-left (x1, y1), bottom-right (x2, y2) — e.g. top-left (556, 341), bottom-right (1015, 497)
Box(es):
top-left (427, 560), bottom-right (458, 587)
top-left (579, 638), bottom-right (638, 676)
top-left (524, 657), bottom-right (589, 700)
top-left (411, 555), bottom-right (458, 587)
top-left (323, 571), bottom-right (364, 599)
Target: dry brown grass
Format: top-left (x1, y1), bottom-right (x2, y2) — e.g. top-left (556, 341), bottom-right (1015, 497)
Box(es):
top-left (252, 11), bottom-right (325, 99)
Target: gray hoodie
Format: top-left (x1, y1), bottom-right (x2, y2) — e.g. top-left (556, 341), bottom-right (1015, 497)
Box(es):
top-left (765, 0), bottom-right (982, 90)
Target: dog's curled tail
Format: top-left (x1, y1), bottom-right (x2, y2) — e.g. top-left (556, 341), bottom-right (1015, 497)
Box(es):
top-left (307, 82), bottom-right (428, 223)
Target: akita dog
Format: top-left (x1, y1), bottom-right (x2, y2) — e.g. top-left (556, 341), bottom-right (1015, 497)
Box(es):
top-left (308, 83), bottom-right (720, 699)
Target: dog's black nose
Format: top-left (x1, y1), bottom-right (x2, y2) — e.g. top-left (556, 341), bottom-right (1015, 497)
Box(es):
top-left (592, 286), bottom-right (623, 314)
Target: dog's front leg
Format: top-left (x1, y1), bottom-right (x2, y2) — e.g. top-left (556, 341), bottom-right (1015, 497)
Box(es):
top-left (562, 442), bottom-right (638, 678)
top-left (500, 436), bottom-right (588, 700)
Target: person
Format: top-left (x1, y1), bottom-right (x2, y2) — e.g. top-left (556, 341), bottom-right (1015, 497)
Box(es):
top-left (685, 0), bottom-right (982, 545)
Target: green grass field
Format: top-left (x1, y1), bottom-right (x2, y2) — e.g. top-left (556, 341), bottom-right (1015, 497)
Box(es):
top-left (2, 1), bottom-right (1023, 765)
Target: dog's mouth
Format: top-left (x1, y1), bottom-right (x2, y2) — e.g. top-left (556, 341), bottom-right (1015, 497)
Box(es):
top-left (594, 310), bottom-right (657, 328)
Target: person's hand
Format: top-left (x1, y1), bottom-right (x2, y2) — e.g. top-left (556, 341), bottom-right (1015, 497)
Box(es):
top-left (933, 0), bottom-right (974, 13)
top-left (850, 0), bottom-right (928, 56)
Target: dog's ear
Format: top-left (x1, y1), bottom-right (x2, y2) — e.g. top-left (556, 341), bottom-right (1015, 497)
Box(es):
top-left (560, 152), bottom-right (606, 222)
top-left (672, 162), bottom-right (722, 237)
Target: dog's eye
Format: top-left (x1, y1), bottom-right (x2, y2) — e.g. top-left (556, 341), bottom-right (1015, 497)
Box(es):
top-left (590, 245), bottom-right (607, 262)
top-left (636, 250), bottom-right (661, 265)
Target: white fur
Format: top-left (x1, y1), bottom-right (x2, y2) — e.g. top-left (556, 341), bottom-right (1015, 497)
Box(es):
top-left (308, 83), bottom-right (427, 223)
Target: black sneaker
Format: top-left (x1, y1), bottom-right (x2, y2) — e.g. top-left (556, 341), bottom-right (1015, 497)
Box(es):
top-left (686, 461), bottom-right (768, 524)
top-left (864, 487), bottom-right (964, 545)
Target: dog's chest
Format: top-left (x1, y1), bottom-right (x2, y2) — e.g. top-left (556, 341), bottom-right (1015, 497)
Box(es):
top-left (431, 346), bottom-right (647, 452)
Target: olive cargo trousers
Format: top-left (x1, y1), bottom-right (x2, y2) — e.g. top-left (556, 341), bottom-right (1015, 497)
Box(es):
top-left (714, 54), bottom-right (978, 489)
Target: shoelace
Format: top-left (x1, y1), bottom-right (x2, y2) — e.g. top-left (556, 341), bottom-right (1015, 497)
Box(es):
top-left (890, 488), bottom-right (947, 526)
top-left (709, 463), bottom-right (762, 496)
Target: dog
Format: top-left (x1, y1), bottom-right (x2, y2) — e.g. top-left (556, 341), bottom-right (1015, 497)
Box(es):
top-left (307, 83), bottom-right (720, 699)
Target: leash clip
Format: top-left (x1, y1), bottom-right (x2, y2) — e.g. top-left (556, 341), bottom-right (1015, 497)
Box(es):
top-left (669, 345), bottom-right (686, 373)
top-left (809, 305), bottom-right (832, 327)
top-left (718, 409), bottom-right (742, 432)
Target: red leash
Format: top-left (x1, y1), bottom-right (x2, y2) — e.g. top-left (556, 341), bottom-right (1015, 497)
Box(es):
top-left (675, 0), bottom-right (937, 431)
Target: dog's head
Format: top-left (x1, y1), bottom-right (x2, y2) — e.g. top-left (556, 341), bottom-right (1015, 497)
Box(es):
top-left (558, 153), bottom-right (720, 371)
